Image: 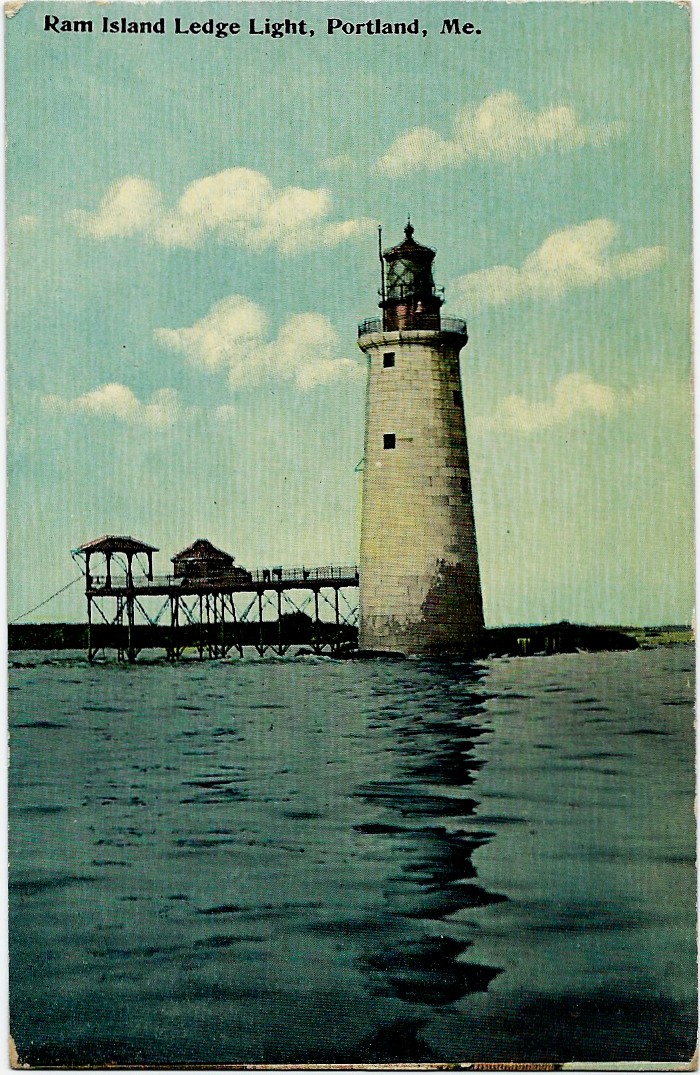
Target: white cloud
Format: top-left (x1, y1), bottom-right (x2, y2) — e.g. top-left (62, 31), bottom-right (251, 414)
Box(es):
top-left (320, 153), bottom-right (355, 172)
top-left (71, 168), bottom-right (375, 253)
top-left (15, 214), bottom-right (40, 232)
top-left (42, 384), bottom-right (183, 428)
top-left (376, 91), bottom-right (625, 175)
top-left (71, 177), bottom-right (163, 239)
top-left (213, 404), bottom-right (238, 424)
top-left (475, 372), bottom-right (651, 435)
top-left (156, 296), bottom-right (364, 391)
top-left (155, 296), bottom-right (266, 373)
top-left (453, 219), bottom-right (666, 312)
top-left (377, 127), bottom-right (463, 176)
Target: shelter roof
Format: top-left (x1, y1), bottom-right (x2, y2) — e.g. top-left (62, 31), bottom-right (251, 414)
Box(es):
top-left (172, 539), bottom-right (235, 564)
top-left (78, 535), bottom-right (158, 555)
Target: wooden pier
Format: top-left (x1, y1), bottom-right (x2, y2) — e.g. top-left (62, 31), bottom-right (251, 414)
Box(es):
top-left (74, 537), bottom-right (359, 662)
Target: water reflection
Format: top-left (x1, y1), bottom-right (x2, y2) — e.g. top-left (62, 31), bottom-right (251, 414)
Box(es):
top-left (349, 662), bottom-right (505, 1021)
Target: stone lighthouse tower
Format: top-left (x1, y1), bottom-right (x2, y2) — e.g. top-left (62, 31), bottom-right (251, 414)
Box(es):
top-left (357, 223), bottom-right (484, 655)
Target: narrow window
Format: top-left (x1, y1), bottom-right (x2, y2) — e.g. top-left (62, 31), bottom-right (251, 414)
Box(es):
top-left (461, 476), bottom-right (469, 494)
top-left (453, 389), bottom-right (463, 408)
top-left (383, 352), bottom-right (395, 368)
top-left (383, 433), bottom-right (396, 450)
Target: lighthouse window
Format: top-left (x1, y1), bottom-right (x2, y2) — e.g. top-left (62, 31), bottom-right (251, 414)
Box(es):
top-left (453, 389), bottom-right (463, 408)
top-left (383, 352), bottom-right (395, 368)
top-left (461, 477), bottom-right (469, 494)
top-left (383, 433), bottom-right (396, 450)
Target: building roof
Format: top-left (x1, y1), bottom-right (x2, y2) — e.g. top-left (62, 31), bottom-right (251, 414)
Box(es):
top-left (171, 539), bottom-right (235, 565)
top-left (77, 535), bottom-right (159, 555)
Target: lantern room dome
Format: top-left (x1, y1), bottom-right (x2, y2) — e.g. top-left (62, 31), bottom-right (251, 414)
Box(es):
top-left (383, 221), bottom-right (436, 262)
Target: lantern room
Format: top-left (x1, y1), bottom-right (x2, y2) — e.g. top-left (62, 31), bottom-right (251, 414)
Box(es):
top-left (380, 222), bottom-right (444, 331)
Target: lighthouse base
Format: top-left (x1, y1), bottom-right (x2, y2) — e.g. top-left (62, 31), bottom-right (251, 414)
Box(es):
top-left (359, 558), bottom-right (485, 657)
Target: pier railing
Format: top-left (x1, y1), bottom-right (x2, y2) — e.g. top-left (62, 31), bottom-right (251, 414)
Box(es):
top-left (87, 565), bottom-right (360, 593)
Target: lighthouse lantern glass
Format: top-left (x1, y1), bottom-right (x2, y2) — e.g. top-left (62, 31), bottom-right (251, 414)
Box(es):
top-left (386, 255), bottom-right (434, 300)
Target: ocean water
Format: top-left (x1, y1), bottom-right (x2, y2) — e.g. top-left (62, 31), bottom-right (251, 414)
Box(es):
top-left (9, 646), bottom-right (697, 1066)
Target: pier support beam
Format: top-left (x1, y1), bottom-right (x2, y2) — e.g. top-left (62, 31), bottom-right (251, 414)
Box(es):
top-left (257, 591), bottom-right (265, 656)
top-left (126, 592), bottom-right (136, 663)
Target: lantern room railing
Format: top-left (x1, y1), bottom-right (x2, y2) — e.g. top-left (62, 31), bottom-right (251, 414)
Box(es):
top-left (358, 315), bottom-right (467, 338)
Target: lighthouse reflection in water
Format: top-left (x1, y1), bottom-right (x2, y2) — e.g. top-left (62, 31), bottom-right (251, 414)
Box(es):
top-left (9, 647), bottom-right (696, 1065)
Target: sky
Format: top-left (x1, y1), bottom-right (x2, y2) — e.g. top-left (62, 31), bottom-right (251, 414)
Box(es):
top-left (6, 0), bottom-right (693, 626)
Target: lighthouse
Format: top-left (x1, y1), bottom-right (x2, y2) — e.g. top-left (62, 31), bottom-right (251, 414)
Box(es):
top-left (357, 223), bottom-right (484, 655)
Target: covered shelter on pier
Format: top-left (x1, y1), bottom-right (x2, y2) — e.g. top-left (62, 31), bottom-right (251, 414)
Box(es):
top-left (77, 535), bottom-right (158, 589)
top-left (172, 539), bottom-right (243, 580)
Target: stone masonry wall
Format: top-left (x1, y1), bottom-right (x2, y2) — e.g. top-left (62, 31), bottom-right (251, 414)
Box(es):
top-left (358, 328), bottom-right (484, 654)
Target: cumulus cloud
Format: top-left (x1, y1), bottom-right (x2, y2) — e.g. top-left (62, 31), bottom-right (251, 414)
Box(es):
top-left (376, 91), bottom-right (625, 175)
top-left (475, 373), bottom-right (650, 435)
top-left (453, 219), bottom-right (666, 312)
top-left (156, 296), bottom-right (266, 374)
top-left (42, 384), bottom-right (184, 428)
top-left (156, 296), bottom-right (363, 391)
top-left (71, 168), bottom-right (375, 253)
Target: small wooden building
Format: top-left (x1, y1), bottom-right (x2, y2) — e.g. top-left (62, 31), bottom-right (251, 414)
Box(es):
top-left (172, 539), bottom-right (249, 581)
